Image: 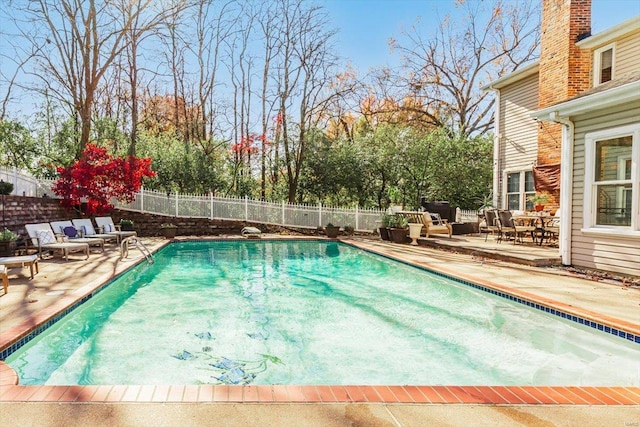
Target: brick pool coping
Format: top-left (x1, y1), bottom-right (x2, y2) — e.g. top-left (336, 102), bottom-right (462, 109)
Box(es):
top-left (1, 237), bottom-right (639, 405)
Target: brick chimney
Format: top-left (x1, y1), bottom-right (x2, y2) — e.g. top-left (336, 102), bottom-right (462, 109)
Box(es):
top-left (537, 0), bottom-right (592, 203)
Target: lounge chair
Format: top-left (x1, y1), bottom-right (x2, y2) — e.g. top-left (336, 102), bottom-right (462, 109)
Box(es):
top-left (420, 212), bottom-right (452, 238)
top-left (49, 220), bottom-right (105, 252)
top-left (94, 216), bottom-right (137, 243)
top-left (71, 218), bottom-right (119, 243)
top-left (24, 223), bottom-right (89, 261)
top-left (396, 211), bottom-right (452, 238)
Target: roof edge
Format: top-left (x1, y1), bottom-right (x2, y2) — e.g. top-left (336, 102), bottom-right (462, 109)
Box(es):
top-left (481, 61), bottom-right (540, 91)
top-left (577, 16), bottom-right (640, 49)
top-left (532, 80), bottom-right (640, 121)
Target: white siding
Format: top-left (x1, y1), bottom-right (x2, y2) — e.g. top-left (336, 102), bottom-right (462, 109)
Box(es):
top-left (571, 101), bottom-right (640, 277)
top-left (497, 73), bottom-right (539, 207)
top-left (615, 29), bottom-right (640, 77)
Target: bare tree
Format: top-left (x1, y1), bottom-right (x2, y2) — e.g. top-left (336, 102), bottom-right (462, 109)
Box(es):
top-left (267, 0), bottom-right (340, 202)
top-left (23, 0), bottom-right (156, 156)
top-left (388, 0), bottom-right (540, 136)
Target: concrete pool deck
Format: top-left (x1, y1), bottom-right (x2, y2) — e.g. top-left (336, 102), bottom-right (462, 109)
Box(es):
top-left (0, 235), bottom-right (638, 426)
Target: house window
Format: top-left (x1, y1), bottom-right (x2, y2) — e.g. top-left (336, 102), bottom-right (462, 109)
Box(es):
top-left (594, 44), bottom-right (615, 86)
top-left (505, 170), bottom-right (534, 210)
top-left (584, 124), bottom-right (640, 233)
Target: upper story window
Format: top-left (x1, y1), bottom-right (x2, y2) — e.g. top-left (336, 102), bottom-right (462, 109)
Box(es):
top-left (594, 43), bottom-right (615, 86)
top-left (584, 124), bottom-right (639, 235)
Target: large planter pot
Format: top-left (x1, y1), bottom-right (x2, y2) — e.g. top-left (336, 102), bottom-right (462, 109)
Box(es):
top-left (408, 223), bottom-right (423, 245)
top-left (325, 226), bottom-right (341, 238)
top-left (162, 227), bottom-right (178, 239)
top-left (378, 226), bottom-right (390, 241)
top-left (389, 227), bottom-right (408, 244)
top-left (0, 240), bottom-right (16, 257)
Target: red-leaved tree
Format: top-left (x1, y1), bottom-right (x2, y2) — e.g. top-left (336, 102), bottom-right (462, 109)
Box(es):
top-left (53, 144), bottom-right (156, 215)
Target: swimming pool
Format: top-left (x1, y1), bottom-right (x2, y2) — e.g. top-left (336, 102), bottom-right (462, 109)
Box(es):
top-left (5, 240), bottom-right (639, 386)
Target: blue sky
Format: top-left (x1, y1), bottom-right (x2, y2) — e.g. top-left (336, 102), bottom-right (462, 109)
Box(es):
top-left (322, 0), bottom-right (640, 72)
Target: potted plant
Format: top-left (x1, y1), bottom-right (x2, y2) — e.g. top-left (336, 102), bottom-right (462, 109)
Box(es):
top-left (388, 215), bottom-right (409, 244)
top-left (378, 214), bottom-right (393, 241)
top-left (324, 223), bottom-right (340, 238)
top-left (160, 223), bottom-right (178, 239)
top-left (0, 228), bottom-right (19, 257)
top-left (527, 193), bottom-right (548, 212)
top-left (387, 187), bottom-right (403, 213)
top-left (119, 219), bottom-right (135, 231)
top-left (0, 180), bottom-right (13, 195)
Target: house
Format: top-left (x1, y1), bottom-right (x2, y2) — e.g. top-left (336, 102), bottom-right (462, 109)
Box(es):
top-left (483, 0), bottom-right (640, 277)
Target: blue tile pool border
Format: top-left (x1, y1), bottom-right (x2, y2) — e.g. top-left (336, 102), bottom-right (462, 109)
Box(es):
top-left (2, 239), bottom-right (638, 361)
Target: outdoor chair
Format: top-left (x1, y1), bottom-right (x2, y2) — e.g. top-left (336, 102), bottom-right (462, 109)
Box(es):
top-left (95, 216), bottom-right (137, 243)
top-left (419, 212), bottom-right (452, 238)
top-left (49, 220), bottom-right (106, 253)
top-left (497, 210), bottom-right (535, 245)
top-left (24, 223), bottom-right (90, 261)
top-left (542, 209), bottom-right (560, 245)
top-left (71, 219), bottom-right (119, 244)
top-left (482, 209), bottom-right (501, 242)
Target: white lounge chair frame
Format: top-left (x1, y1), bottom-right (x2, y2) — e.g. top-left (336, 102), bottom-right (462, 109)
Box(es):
top-left (24, 223), bottom-right (89, 261)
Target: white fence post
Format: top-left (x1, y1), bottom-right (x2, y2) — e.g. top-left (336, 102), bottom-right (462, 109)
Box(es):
top-left (210, 192), bottom-right (213, 220)
top-left (355, 206), bottom-right (359, 230)
top-left (140, 186), bottom-right (144, 213)
top-left (319, 202), bottom-right (322, 227)
top-left (175, 193), bottom-right (179, 217)
top-left (282, 201), bottom-right (285, 226)
top-left (244, 196), bottom-right (248, 221)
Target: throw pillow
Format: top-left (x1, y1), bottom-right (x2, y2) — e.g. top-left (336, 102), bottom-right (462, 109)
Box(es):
top-left (63, 226), bottom-right (78, 238)
top-left (36, 230), bottom-right (56, 245)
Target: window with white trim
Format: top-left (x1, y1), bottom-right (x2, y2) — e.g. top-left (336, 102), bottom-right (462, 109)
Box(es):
top-left (584, 124), bottom-right (640, 232)
top-left (593, 43), bottom-right (615, 86)
top-left (505, 170), bottom-right (535, 210)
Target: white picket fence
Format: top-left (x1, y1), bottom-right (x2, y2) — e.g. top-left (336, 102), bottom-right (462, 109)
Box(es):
top-left (114, 188), bottom-right (385, 232)
top-left (1, 167), bottom-right (478, 231)
top-left (1, 167), bottom-right (385, 232)
top-left (0, 167), bottom-right (55, 197)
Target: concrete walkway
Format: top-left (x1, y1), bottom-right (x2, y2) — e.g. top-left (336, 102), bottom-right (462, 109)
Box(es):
top-left (1, 235), bottom-right (638, 426)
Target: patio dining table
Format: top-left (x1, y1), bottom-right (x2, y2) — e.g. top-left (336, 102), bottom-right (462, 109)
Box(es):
top-left (513, 213), bottom-right (554, 246)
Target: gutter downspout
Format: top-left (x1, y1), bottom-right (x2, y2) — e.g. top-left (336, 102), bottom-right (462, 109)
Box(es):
top-left (549, 111), bottom-right (574, 266)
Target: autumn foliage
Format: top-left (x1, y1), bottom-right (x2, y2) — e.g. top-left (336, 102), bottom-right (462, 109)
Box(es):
top-left (52, 144), bottom-right (156, 215)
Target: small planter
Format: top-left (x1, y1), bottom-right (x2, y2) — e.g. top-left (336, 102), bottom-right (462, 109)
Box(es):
top-left (534, 204), bottom-right (545, 212)
top-left (389, 227), bottom-right (409, 244)
top-left (0, 240), bottom-right (16, 257)
top-left (378, 226), bottom-right (390, 241)
top-left (408, 223), bottom-right (423, 245)
top-left (324, 225), bottom-right (341, 239)
top-left (120, 223), bottom-right (135, 231)
top-left (161, 227), bottom-right (178, 239)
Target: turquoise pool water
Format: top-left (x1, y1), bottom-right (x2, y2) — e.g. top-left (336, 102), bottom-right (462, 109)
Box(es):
top-left (6, 240), bottom-right (639, 386)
